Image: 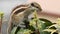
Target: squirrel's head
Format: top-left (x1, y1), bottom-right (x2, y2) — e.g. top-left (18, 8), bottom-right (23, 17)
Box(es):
top-left (29, 2), bottom-right (42, 12)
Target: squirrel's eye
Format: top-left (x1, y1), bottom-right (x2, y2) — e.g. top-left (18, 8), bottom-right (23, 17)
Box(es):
top-left (31, 3), bottom-right (34, 6)
top-left (31, 3), bottom-right (38, 9)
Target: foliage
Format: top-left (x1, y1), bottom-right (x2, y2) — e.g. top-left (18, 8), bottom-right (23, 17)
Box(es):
top-left (17, 29), bottom-right (33, 34)
top-left (0, 12), bottom-right (4, 18)
top-left (11, 10), bottom-right (54, 34)
top-left (43, 18), bottom-right (60, 34)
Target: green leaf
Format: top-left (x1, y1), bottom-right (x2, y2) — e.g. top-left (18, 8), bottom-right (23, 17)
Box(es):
top-left (11, 27), bottom-right (17, 34)
top-left (0, 12), bottom-right (4, 18)
top-left (43, 29), bottom-right (56, 32)
top-left (39, 18), bottom-right (54, 34)
top-left (40, 18), bottom-right (53, 27)
top-left (17, 29), bottom-right (33, 34)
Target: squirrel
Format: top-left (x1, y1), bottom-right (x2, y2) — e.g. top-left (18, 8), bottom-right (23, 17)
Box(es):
top-left (7, 2), bottom-right (42, 34)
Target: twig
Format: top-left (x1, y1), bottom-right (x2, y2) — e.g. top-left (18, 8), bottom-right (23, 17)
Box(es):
top-left (0, 12), bottom-right (4, 34)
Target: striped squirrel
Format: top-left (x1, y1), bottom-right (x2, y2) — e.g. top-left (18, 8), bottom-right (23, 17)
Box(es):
top-left (7, 2), bottom-right (42, 34)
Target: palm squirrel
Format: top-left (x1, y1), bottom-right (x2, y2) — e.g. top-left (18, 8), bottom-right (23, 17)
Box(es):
top-left (7, 2), bottom-right (42, 34)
